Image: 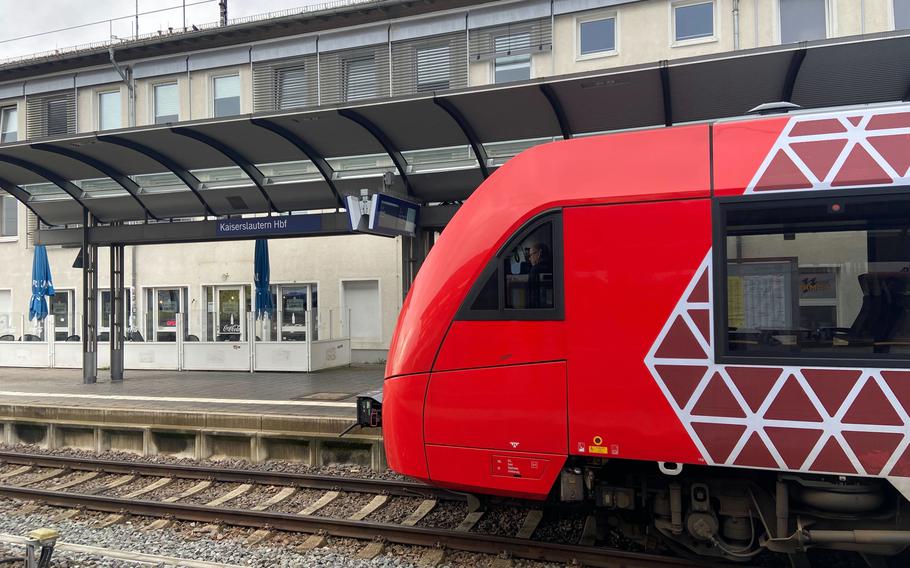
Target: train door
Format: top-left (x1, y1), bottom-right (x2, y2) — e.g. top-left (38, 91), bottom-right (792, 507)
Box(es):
top-left (423, 212), bottom-right (568, 497)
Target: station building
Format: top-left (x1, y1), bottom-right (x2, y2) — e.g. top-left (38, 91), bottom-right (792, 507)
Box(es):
top-left (0, 0), bottom-right (906, 371)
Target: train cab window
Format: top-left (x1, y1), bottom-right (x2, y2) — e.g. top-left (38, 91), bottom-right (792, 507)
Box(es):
top-left (717, 192), bottom-right (910, 364)
top-left (460, 213), bottom-right (563, 320)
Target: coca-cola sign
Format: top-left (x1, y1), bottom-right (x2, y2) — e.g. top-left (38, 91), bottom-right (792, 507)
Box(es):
top-left (221, 324), bottom-right (241, 333)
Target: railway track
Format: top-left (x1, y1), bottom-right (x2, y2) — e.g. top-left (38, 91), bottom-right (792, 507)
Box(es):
top-left (0, 451), bottom-right (706, 567)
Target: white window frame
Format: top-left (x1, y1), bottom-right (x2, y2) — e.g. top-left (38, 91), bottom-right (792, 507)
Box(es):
top-left (210, 72), bottom-right (242, 118)
top-left (775, 0), bottom-right (833, 45)
top-left (49, 288), bottom-right (76, 341)
top-left (150, 80), bottom-right (180, 125)
top-left (669, 0), bottom-right (718, 47)
top-left (0, 288), bottom-right (14, 338)
top-left (96, 89), bottom-right (122, 131)
top-left (0, 195), bottom-right (18, 242)
top-left (143, 285), bottom-right (187, 342)
top-left (491, 33), bottom-right (533, 84)
top-left (98, 287), bottom-right (134, 338)
top-left (575, 10), bottom-right (619, 61)
top-left (0, 105), bottom-right (18, 144)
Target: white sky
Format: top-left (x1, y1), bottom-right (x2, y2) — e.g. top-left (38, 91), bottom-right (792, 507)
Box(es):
top-left (0, 0), bottom-right (333, 60)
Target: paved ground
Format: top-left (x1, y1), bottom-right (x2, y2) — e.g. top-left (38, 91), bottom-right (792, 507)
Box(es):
top-left (0, 365), bottom-right (384, 418)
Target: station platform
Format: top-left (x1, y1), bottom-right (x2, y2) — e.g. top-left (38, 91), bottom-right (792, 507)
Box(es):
top-left (0, 365), bottom-right (386, 468)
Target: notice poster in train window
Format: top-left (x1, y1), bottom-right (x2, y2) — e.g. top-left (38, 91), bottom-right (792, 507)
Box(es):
top-left (727, 259), bottom-right (798, 331)
top-left (368, 194), bottom-right (419, 237)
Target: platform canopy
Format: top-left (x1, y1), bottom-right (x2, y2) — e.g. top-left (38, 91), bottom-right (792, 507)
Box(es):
top-left (5, 30), bottom-right (910, 229)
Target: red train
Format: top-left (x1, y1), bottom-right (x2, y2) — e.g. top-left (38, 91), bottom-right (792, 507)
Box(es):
top-left (381, 103), bottom-right (910, 560)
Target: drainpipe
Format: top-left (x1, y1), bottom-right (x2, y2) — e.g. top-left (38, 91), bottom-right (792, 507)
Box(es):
top-left (110, 47), bottom-right (139, 330)
top-left (108, 47), bottom-right (135, 126)
top-left (732, 0), bottom-right (740, 50)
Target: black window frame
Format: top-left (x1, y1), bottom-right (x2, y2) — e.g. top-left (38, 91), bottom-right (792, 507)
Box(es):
top-left (457, 210), bottom-right (564, 321)
top-left (712, 187), bottom-right (910, 369)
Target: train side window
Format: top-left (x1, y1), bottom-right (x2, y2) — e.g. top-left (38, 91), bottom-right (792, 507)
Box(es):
top-left (459, 212), bottom-right (563, 320)
top-left (715, 191), bottom-right (910, 366)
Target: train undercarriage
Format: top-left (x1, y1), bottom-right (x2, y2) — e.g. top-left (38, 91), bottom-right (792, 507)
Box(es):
top-left (542, 458), bottom-right (910, 565)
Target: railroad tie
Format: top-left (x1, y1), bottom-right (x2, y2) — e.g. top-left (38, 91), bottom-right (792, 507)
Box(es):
top-left (85, 474), bottom-right (136, 495)
top-left (164, 480), bottom-right (212, 503)
top-left (143, 518), bottom-right (174, 532)
top-left (244, 529), bottom-right (273, 546)
top-left (491, 555), bottom-right (514, 568)
top-left (0, 465), bottom-right (33, 480)
top-left (348, 494), bottom-right (388, 521)
top-left (16, 468), bottom-right (65, 487)
top-left (296, 533), bottom-right (327, 551)
top-left (356, 540), bottom-right (386, 560)
top-left (417, 547), bottom-right (446, 567)
top-left (46, 471), bottom-right (101, 491)
top-left (251, 486), bottom-right (296, 511)
top-left (298, 490), bottom-right (339, 515)
top-left (401, 499), bottom-right (437, 526)
top-left (205, 483), bottom-right (253, 507)
top-left (51, 509), bottom-right (81, 522)
top-left (95, 513), bottom-right (129, 528)
top-left (455, 510), bottom-right (485, 532)
top-left (516, 509), bottom-right (544, 539)
top-left (121, 477), bottom-right (174, 499)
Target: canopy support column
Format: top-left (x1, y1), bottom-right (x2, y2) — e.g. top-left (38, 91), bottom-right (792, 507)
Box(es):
top-left (82, 211), bottom-right (98, 384)
top-left (659, 61), bottom-right (673, 127)
top-left (110, 243), bottom-right (125, 382)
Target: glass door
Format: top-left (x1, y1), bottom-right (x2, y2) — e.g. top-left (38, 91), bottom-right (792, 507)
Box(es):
top-left (49, 290), bottom-right (74, 341)
top-left (154, 288), bottom-right (180, 342)
top-left (215, 286), bottom-right (245, 341)
top-left (279, 286), bottom-right (309, 341)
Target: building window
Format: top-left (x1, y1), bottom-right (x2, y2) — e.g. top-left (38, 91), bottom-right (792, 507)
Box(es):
top-left (0, 106), bottom-right (17, 143)
top-left (779, 0), bottom-right (827, 44)
top-left (460, 212), bottom-right (563, 320)
top-left (98, 91), bottom-right (120, 131)
top-left (897, 0), bottom-right (910, 29)
top-left (719, 192), bottom-right (910, 363)
top-left (0, 196), bottom-right (16, 237)
top-left (46, 98), bottom-right (68, 136)
top-left (154, 83), bottom-right (179, 124)
top-left (672, 0), bottom-right (714, 43)
top-left (213, 74), bottom-right (240, 117)
top-left (416, 45), bottom-right (451, 91)
top-left (343, 56), bottom-right (378, 102)
top-left (276, 65), bottom-right (308, 110)
top-left (493, 34), bottom-right (532, 84)
top-left (578, 14), bottom-right (617, 57)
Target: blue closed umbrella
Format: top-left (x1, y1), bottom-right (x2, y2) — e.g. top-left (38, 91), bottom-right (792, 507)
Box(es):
top-left (254, 239), bottom-right (273, 318)
top-left (28, 245), bottom-right (55, 322)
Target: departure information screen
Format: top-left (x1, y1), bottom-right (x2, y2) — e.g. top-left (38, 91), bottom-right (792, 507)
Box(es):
top-left (368, 194), bottom-right (419, 237)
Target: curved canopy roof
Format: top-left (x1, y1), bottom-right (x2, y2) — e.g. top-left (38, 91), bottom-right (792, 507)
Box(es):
top-left (5, 30), bottom-right (910, 227)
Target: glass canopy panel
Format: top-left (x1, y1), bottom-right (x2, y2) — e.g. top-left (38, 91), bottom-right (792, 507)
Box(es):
top-left (484, 137), bottom-right (557, 167)
top-left (23, 182), bottom-right (69, 201)
top-left (77, 177), bottom-right (128, 198)
top-left (258, 160), bottom-right (322, 184)
top-left (191, 166), bottom-right (250, 189)
top-left (132, 172), bottom-right (185, 193)
top-left (403, 145), bottom-right (476, 173)
top-left (327, 153), bottom-right (395, 179)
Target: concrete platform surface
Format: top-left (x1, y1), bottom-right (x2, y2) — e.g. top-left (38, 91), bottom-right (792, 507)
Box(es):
top-left (0, 365), bottom-right (383, 417)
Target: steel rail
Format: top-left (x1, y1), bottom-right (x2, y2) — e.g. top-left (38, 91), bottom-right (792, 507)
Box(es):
top-left (0, 485), bottom-right (702, 568)
top-left (0, 451), bottom-right (441, 499)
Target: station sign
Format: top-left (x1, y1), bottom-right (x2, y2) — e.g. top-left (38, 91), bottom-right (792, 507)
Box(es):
top-left (215, 214), bottom-right (322, 237)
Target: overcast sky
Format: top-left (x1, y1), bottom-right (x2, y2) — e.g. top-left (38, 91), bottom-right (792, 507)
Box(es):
top-left (0, 0), bottom-right (336, 60)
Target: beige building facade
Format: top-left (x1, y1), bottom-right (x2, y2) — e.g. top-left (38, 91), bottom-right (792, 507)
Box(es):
top-left (0, 0), bottom-right (906, 362)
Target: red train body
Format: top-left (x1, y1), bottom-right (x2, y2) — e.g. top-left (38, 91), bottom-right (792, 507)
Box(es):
top-left (382, 104), bottom-right (910, 559)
